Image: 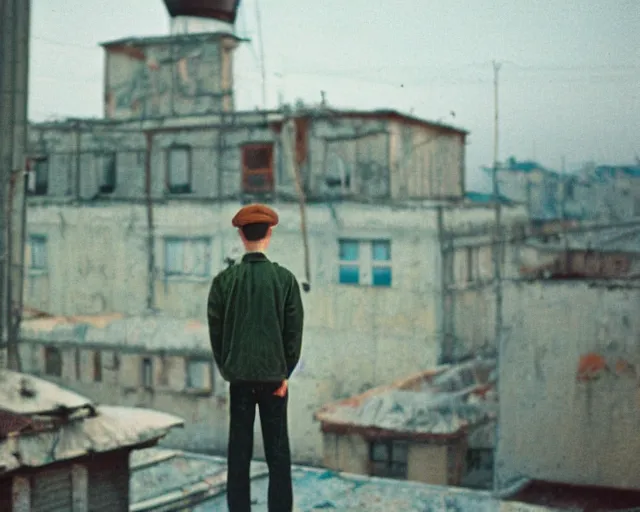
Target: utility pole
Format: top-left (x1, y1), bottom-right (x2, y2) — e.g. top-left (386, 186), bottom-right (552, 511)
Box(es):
top-left (491, 60), bottom-right (503, 348)
top-left (0, 0), bottom-right (31, 371)
top-left (491, 60), bottom-right (503, 492)
top-left (255, 0), bottom-right (267, 109)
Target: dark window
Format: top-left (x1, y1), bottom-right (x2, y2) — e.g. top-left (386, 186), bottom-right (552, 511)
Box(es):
top-left (44, 346), bottom-right (62, 377)
top-left (466, 247), bottom-right (474, 282)
top-left (242, 144), bottom-right (274, 193)
top-left (141, 357), bottom-right (153, 388)
top-left (369, 440), bottom-right (408, 479)
top-left (167, 146), bottom-right (192, 194)
top-left (466, 448), bottom-right (494, 473)
top-left (29, 157), bottom-right (49, 195)
top-left (97, 152), bottom-right (117, 194)
top-left (93, 351), bottom-right (102, 382)
top-left (75, 348), bottom-right (81, 380)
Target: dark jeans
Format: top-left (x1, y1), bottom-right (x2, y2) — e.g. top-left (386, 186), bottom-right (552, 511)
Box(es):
top-left (227, 381), bottom-right (293, 512)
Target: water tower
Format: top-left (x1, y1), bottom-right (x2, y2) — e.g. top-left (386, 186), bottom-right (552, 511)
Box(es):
top-left (162, 0), bottom-right (241, 33)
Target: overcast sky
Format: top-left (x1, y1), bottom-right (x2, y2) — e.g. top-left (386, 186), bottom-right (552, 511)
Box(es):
top-left (31, 0), bottom-right (639, 189)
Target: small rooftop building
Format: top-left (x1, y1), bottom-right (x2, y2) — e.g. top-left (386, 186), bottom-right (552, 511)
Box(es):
top-left (101, 32), bottom-right (245, 119)
top-left (314, 359), bottom-right (497, 489)
top-left (0, 369), bottom-right (182, 512)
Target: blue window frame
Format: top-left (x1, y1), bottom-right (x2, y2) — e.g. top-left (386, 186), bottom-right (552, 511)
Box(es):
top-left (338, 239), bottom-right (360, 284)
top-left (338, 239), bottom-right (392, 287)
top-left (371, 240), bottom-right (392, 287)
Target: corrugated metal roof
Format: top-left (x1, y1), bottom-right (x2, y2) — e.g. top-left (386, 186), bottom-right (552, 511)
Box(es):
top-left (0, 405), bottom-right (183, 474)
top-left (130, 448), bottom-right (558, 512)
top-left (20, 313), bottom-right (210, 353)
top-left (315, 360), bottom-right (497, 440)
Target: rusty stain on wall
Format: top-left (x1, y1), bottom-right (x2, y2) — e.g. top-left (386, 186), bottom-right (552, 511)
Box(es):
top-left (576, 352), bottom-right (637, 382)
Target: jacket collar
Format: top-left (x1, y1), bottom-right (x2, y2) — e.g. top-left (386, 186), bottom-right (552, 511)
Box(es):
top-left (242, 252), bottom-right (269, 263)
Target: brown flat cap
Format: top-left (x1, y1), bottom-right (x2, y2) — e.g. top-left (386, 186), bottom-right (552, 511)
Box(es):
top-left (232, 204), bottom-right (279, 228)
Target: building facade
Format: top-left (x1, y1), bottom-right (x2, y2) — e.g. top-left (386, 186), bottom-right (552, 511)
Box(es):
top-left (22, 29), bottom-right (531, 464)
top-left (19, 199), bottom-right (526, 464)
top-left (496, 279), bottom-right (640, 493)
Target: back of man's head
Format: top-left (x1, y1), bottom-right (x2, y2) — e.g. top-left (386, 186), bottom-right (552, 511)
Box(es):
top-left (241, 222), bottom-right (270, 242)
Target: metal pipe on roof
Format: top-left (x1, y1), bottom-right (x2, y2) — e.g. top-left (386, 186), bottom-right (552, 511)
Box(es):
top-left (144, 132), bottom-right (157, 311)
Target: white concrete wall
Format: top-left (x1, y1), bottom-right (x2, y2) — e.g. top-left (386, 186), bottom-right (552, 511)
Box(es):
top-left (24, 200), bottom-right (450, 463)
top-left (497, 280), bottom-right (640, 491)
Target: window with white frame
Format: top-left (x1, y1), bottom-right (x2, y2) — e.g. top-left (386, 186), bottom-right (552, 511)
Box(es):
top-left (167, 146), bottom-right (192, 194)
top-left (26, 235), bottom-right (47, 272)
top-left (185, 359), bottom-right (213, 393)
top-left (164, 237), bottom-right (211, 278)
top-left (338, 238), bottom-right (392, 287)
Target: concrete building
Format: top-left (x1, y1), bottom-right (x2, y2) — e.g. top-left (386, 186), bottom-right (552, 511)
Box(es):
top-left (0, 369), bottom-right (182, 512)
top-left (22, 28), bottom-right (532, 464)
top-left (314, 359), bottom-right (496, 490)
top-left (129, 447), bottom-right (557, 512)
top-left (496, 278), bottom-right (640, 493)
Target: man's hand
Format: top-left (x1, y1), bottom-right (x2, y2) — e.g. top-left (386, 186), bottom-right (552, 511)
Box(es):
top-left (273, 380), bottom-right (288, 397)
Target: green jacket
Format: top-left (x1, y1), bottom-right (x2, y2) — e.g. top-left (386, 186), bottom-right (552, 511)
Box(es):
top-left (206, 252), bottom-right (304, 383)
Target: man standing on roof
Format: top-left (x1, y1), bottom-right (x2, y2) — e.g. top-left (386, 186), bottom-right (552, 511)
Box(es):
top-left (207, 204), bottom-right (305, 512)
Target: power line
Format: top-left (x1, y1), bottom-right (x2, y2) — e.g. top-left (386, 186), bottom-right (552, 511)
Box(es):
top-left (31, 36), bottom-right (97, 51)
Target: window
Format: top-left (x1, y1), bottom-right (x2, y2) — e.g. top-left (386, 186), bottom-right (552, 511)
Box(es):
top-left (242, 143), bottom-right (274, 193)
top-left (93, 351), bottom-right (102, 382)
top-left (164, 237), bottom-right (211, 278)
top-left (466, 448), bottom-right (494, 473)
top-left (28, 157), bottom-right (49, 195)
top-left (97, 152), bottom-right (116, 194)
top-left (44, 346), bottom-right (62, 377)
top-left (338, 239), bottom-right (392, 287)
top-left (466, 247), bottom-right (474, 283)
top-left (185, 359), bottom-right (213, 393)
top-left (167, 146), bottom-right (192, 194)
top-left (141, 357), bottom-right (153, 388)
top-left (369, 440), bottom-right (408, 479)
top-left (26, 235), bottom-right (47, 272)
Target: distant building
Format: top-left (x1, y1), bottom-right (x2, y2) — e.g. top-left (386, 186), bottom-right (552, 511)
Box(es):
top-left (0, 369), bottom-right (181, 512)
top-left (314, 359), bottom-right (496, 490)
top-left (474, 157), bottom-right (640, 223)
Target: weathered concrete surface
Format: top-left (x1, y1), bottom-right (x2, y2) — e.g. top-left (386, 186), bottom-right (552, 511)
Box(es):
top-left (27, 110), bottom-right (468, 202)
top-left (22, 200), bottom-right (526, 464)
top-left (496, 280), bottom-right (640, 491)
top-left (102, 32), bottom-right (241, 119)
